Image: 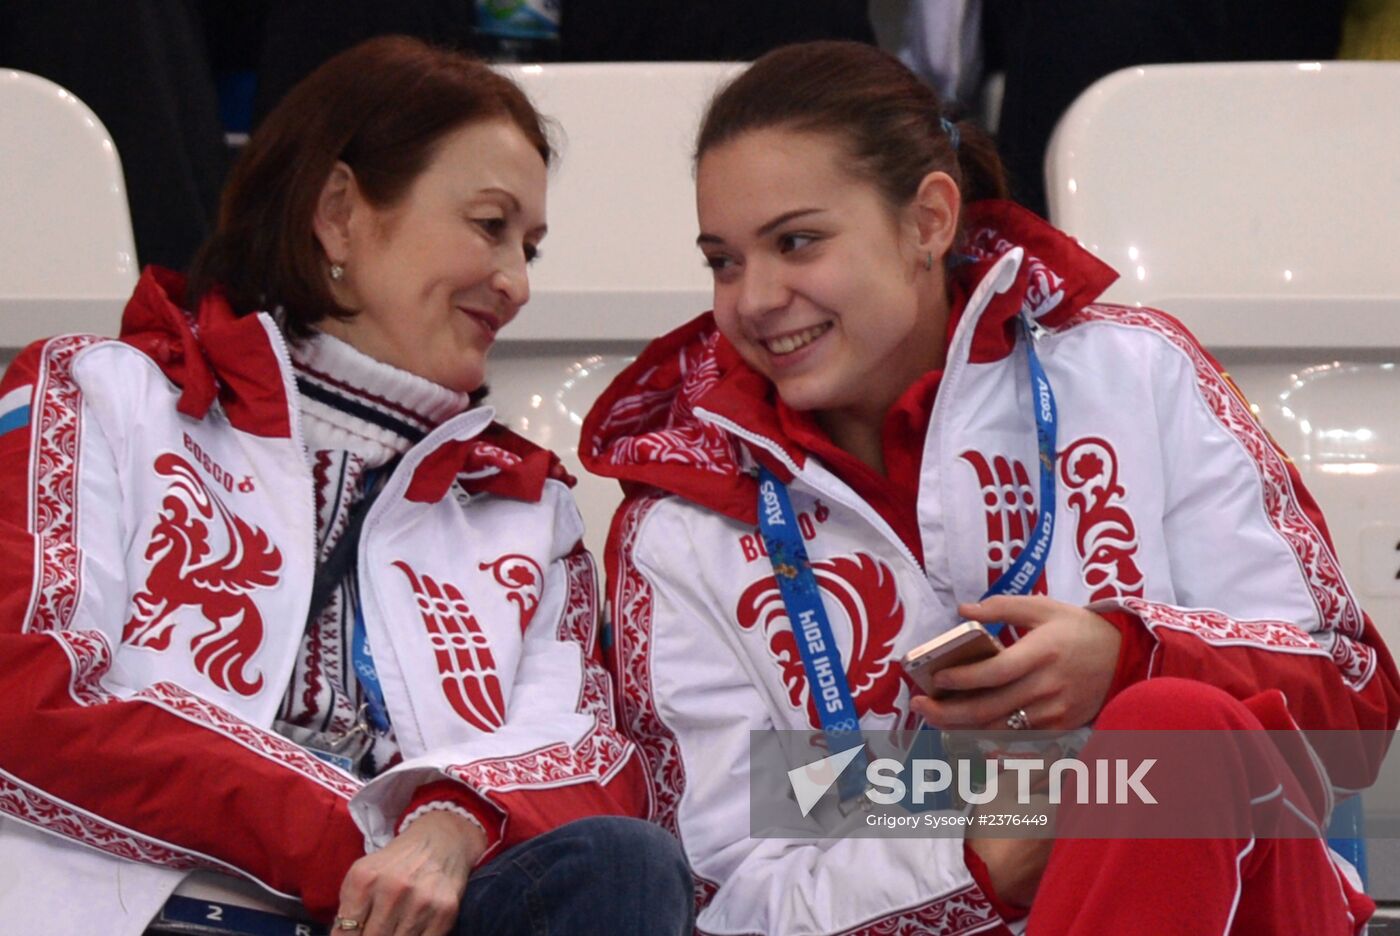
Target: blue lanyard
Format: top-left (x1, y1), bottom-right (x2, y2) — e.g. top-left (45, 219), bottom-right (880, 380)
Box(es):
top-left (756, 466), bottom-right (869, 801)
top-left (979, 318), bottom-right (1058, 635)
top-left (351, 593), bottom-right (391, 734)
top-left (351, 468), bottom-right (391, 735)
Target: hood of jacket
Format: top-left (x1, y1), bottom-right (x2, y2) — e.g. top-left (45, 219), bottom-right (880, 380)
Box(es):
top-left (578, 201), bottom-right (1116, 523)
top-left (118, 266), bottom-right (571, 503)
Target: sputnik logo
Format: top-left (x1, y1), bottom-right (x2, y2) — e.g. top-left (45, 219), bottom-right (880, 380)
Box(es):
top-left (787, 744), bottom-right (867, 817)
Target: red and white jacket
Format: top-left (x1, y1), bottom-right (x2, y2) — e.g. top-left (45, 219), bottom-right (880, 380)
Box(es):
top-left (579, 203), bottom-right (1400, 935)
top-left (0, 269), bottom-right (645, 935)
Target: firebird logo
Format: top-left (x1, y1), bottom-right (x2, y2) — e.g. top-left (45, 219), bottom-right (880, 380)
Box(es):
top-left (124, 453), bottom-right (281, 696)
top-left (736, 553), bottom-right (904, 729)
top-left (1059, 437), bottom-right (1144, 601)
top-left (394, 562), bottom-right (505, 731)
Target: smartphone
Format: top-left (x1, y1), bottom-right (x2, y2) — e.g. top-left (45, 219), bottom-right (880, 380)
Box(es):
top-left (900, 622), bottom-right (1001, 697)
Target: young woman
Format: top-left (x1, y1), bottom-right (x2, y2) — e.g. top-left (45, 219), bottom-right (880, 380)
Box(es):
top-left (581, 41), bottom-right (1399, 934)
top-left (0, 37), bottom-right (692, 936)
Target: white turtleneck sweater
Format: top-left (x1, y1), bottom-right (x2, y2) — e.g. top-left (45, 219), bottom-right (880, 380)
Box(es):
top-left (274, 332), bottom-right (471, 777)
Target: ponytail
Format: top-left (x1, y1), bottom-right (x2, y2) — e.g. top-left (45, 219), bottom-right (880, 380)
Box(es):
top-left (942, 116), bottom-right (1008, 204)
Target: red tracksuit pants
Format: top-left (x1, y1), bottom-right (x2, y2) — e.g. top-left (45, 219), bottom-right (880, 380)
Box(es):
top-left (1024, 678), bottom-right (1372, 935)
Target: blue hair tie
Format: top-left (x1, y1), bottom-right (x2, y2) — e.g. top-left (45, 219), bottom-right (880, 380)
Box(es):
top-left (940, 117), bottom-right (961, 151)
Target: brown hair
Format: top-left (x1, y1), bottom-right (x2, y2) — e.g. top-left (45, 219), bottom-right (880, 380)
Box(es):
top-left (696, 41), bottom-right (1006, 217)
top-left (187, 35), bottom-right (552, 338)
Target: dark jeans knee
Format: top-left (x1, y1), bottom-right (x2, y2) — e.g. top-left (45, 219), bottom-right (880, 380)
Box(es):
top-left (456, 816), bottom-right (695, 936)
top-left (558, 815), bottom-right (693, 891)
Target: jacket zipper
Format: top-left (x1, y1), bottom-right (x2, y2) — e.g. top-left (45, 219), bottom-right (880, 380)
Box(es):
top-left (256, 316), bottom-right (321, 634)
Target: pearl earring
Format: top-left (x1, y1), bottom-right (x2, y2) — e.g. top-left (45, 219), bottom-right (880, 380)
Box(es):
top-left (329, 263), bottom-right (345, 281)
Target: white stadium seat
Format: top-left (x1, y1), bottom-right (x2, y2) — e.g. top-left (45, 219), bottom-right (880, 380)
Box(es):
top-left (0, 70), bottom-right (137, 347)
top-left (487, 63), bottom-right (740, 556)
top-left (1046, 61), bottom-right (1400, 349)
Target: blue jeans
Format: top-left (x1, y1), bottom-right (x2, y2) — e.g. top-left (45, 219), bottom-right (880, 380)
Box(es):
top-left (454, 816), bottom-right (696, 936)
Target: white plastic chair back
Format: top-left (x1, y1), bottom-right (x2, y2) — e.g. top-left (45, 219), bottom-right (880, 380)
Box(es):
top-left (488, 63), bottom-right (740, 555)
top-left (1046, 61), bottom-right (1400, 348)
top-left (0, 70), bottom-right (137, 348)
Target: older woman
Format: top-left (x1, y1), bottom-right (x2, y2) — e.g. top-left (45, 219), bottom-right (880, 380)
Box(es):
top-left (0, 36), bottom-right (692, 936)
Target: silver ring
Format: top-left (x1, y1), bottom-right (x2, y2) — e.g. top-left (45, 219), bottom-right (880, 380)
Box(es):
top-left (335, 919), bottom-right (362, 931)
top-left (1006, 708), bottom-right (1032, 730)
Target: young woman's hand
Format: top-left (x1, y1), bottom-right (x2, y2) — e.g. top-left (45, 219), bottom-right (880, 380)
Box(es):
top-left (333, 809), bottom-right (487, 936)
top-left (910, 596), bottom-right (1121, 731)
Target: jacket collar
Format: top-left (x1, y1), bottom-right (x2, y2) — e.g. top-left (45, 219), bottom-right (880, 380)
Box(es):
top-left (403, 412), bottom-right (575, 505)
top-left (956, 200), bottom-right (1118, 363)
top-left (119, 266), bottom-right (294, 438)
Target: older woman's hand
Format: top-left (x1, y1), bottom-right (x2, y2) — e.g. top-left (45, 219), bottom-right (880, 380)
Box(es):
top-left (910, 596), bottom-right (1121, 732)
top-left (333, 809), bottom-right (487, 936)
top-left (968, 827), bottom-right (1054, 908)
